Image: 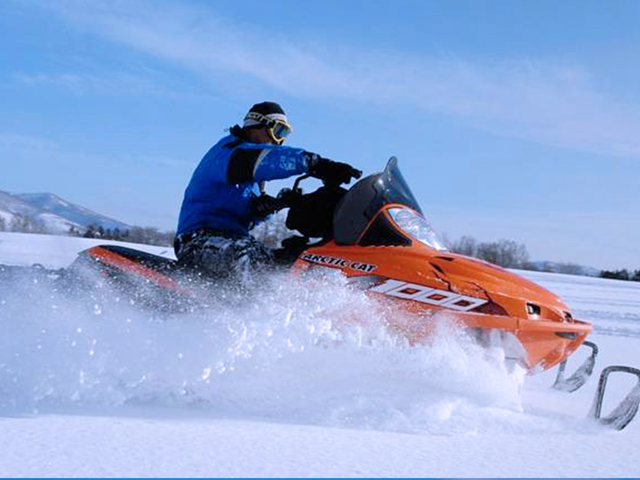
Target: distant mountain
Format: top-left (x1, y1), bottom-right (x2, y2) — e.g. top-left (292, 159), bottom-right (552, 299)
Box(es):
top-left (16, 193), bottom-right (131, 231)
top-left (0, 189), bottom-right (131, 234)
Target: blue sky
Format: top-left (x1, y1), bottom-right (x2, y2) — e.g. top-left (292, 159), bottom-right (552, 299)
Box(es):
top-left (1, 0), bottom-right (639, 269)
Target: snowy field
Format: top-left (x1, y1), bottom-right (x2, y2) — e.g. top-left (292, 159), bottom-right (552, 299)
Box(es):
top-left (1, 231), bottom-right (640, 477)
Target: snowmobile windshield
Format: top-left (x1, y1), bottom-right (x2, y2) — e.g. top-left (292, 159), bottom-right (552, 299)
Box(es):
top-left (333, 157), bottom-right (445, 248)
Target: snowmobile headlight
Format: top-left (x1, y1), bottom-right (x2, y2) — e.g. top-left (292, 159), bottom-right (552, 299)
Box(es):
top-left (387, 207), bottom-right (448, 251)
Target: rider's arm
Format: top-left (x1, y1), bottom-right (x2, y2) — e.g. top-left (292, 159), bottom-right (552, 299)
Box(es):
top-left (226, 143), bottom-right (309, 184)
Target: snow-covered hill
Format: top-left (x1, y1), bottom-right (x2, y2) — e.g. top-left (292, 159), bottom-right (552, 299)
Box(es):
top-left (0, 189), bottom-right (130, 234)
top-left (0, 189), bottom-right (41, 226)
top-left (0, 232), bottom-right (639, 477)
top-left (16, 192), bottom-right (131, 231)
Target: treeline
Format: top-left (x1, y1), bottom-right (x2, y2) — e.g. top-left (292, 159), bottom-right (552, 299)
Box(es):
top-left (0, 215), bottom-right (175, 247)
top-left (70, 224), bottom-right (175, 247)
top-left (447, 235), bottom-right (591, 274)
top-left (449, 235), bottom-right (529, 269)
top-left (0, 215), bottom-right (47, 234)
top-left (600, 269), bottom-right (640, 282)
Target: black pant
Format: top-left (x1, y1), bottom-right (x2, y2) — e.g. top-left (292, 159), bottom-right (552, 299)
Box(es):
top-left (175, 229), bottom-right (274, 282)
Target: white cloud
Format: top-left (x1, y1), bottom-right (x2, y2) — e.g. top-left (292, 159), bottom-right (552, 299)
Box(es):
top-left (13, 70), bottom-right (180, 97)
top-left (30, 0), bottom-right (640, 158)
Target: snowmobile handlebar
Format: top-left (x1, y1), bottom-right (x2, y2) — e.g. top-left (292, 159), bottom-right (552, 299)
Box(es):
top-left (274, 174), bottom-right (311, 210)
top-left (250, 174), bottom-right (311, 219)
top-left (276, 172), bottom-right (346, 209)
top-left (292, 174), bottom-right (312, 192)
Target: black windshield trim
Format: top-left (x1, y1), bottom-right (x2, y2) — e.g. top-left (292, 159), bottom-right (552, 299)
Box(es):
top-left (333, 157), bottom-right (423, 245)
top-left (359, 212), bottom-right (412, 247)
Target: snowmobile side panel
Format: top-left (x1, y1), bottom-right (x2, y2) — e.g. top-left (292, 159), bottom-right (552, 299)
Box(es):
top-left (84, 246), bottom-right (188, 295)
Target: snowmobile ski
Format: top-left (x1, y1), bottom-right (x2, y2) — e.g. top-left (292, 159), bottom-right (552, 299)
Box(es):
top-left (552, 340), bottom-right (598, 392)
top-left (591, 365), bottom-right (640, 431)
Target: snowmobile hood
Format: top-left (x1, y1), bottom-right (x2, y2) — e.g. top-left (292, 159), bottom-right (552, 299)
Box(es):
top-left (426, 251), bottom-right (570, 320)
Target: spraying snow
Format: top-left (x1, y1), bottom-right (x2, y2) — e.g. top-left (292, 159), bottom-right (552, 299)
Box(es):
top-left (0, 265), bottom-right (529, 435)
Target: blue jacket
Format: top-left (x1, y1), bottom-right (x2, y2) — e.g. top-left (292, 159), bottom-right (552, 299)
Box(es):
top-left (177, 131), bottom-right (310, 237)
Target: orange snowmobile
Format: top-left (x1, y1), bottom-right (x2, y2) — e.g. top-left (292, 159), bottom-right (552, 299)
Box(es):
top-left (67, 157), bottom-right (640, 430)
top-left (290, 158), bottom-right (591, 377)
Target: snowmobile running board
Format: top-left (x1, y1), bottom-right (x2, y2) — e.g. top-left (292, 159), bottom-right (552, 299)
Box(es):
top-left (591, 365), bottom-right (640, 431)
top-left (552, 341), bottom-right (598, 392)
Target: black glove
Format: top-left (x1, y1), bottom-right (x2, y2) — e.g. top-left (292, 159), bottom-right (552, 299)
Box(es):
top-left (306, 153), bottom-right (362, 185)
top-left (276, 187), bottom-right (302, 209)
top-left (250, 194), bottom-right (284, 219)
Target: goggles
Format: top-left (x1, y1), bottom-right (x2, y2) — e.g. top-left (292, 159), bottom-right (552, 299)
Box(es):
top-left (245, 111), bottom-right (292, 145)
top-left (268, 121), bottom-right (292, 144)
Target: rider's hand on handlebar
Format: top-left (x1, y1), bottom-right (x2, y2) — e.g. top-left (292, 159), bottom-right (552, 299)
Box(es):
top-left (306, 153), bottom-right (362, 185)
top-left (250, 194), bottom-right (284, 219)
top-left (276, 187), bottom-right (301, 208)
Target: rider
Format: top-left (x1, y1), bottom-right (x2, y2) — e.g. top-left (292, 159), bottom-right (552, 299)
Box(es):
top-left (174, 101), bottom-right (361, 280)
